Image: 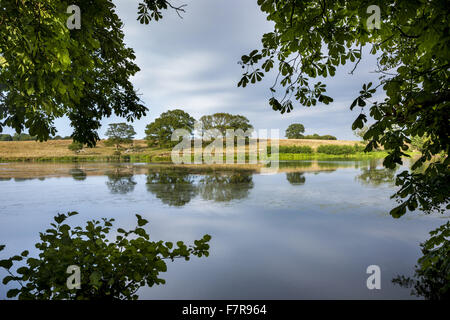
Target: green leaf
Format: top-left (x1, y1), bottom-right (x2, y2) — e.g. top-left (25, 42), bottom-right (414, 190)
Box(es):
top-left (6, 289), bottom-right (20, 298)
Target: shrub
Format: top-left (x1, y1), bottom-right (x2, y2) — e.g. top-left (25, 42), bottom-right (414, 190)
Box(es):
top-left (316, 144), bottom-right (363, 155)
top-left (0, 212), bottom-right (211, 300)
top-left (68, 141), bottom-right (83, 153)
top-left (0, 134), bottom-right (13, 141)
top-left (278, 145), bottom-right (314, 154)
top-left (300, 134), bottom-right (337, 140)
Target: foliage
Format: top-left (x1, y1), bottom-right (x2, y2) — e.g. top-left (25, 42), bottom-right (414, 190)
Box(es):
top-left (276, 145), bottom-right (314, 154)
top-left (0, 212), bottom-right (211, 300)
top-left (0, 0), bottom-right (148, 146)
top-left (105, 123), bottom-right (136, 151)
top-left (137, 0), bottom-right (187, 24)
top-left (0, 134), bottom-right (12, 141)
top-left (392, 221), bottom-right (450, 300)
top-left (145, 109), bottom-right (195, 148)
top-left (199, 113), bottom-right (253, 137)
top-left (300, 134), bottom-right (337, 140)
top-left (285, 123), bottom-right (305, 139)
top-left (354, 125), bottom-right (370, 141)
top-left (239, 0), bottom-right (449, 217)
top-left (68, 141), bottom-right (83, 153)
top-left (11, 133), bottom-right (36, 141)
top-left (317, 144), bottom-right (365, 155)
top-left (410, 135), bottom-right (429, 152)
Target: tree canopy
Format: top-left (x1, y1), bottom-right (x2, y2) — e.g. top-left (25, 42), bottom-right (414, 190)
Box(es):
top-left (145, 109), bottom-right (195, 147)
top-left (105, 123), bottom-right (136, 150)
top-left (238, 0), bottom-right (449, 217)
top-left (0, 0), bottom-right (185, 146)
top-left (199, 113), bottom-right (253, 137)
top-left (285, 123), bottom-right (305, 139)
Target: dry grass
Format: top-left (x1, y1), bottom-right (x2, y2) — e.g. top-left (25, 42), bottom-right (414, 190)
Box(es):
top-left (0, 138), bottom-right (363, 161)
top-left (0, 140), bottom-right (162, 160)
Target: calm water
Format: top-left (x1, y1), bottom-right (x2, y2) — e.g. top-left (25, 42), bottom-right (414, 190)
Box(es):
top-left (0, 161), bottom-right (447, 299)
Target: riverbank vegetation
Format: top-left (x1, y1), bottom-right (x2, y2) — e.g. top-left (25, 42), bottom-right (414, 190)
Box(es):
top-left (0, 139), bottom-right (391, 163)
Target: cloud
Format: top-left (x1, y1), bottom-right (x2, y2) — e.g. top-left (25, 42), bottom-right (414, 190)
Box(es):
top-left (2, 0), bottom-right (384, 141)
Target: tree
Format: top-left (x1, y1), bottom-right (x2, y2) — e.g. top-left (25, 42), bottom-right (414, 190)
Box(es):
top-left (0, 0), bottom-right (173, 145)
top-left (105, 123), bottom-right (136, 151)
top-left (285, 123), bottom-right (305, 139)
top-left (145, 109), bottom-right (195, 148)
top-left (199, 113), bottom-right (253, 137)
top-left (0, 212), bottom-right (211, 300)
top-left (0, 134), bottom-right (12, 141)
top-left (238, 0), bottom-right (449, 217)
top-left (392, 221), bottom-right (450, 300)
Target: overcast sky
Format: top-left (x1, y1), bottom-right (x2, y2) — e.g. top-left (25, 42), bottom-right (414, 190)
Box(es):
top-left (5, 0), bottom-right (382, 140)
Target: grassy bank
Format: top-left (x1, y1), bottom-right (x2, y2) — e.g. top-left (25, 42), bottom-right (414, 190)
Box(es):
top-left (0, 139), bottom-right (389, 163)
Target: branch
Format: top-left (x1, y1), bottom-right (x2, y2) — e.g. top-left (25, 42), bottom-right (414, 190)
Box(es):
top-left (165, 1), bottom-right (187, 19)
top-left (349, 44), bottom-right (363, 75)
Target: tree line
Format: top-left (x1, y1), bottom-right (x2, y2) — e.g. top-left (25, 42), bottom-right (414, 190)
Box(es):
top-left (0, 133), bottom-right (72, 141)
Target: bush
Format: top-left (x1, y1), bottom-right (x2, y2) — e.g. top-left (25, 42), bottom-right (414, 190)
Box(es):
top-left (12, 133), bottom-right (36, 141)
top-left (277, 145), bottom-right (314, 154)
top-left (68, 141), bottom-right (83, 153)
top-left (316, 144), bottom-right (363, 155)
top-left (300, 134), bottom-right (337, 140)
top-left (0, 134), bottom-right (13, 141)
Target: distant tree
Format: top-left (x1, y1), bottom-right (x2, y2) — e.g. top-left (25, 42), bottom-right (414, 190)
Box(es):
top-left (199, 113), bottom-right (253, 136)
top-left (145, 109), bottom-right (195, 148)
top-left (319, 135), bottom-right (337, 141)
top-left (68, 141), bottom-right (83, 153)
top-left (0, 134), bottom-right (12, 141)
top-left (105, 123), bottom-right (136, 151)
top-left (12, 133), bottom-right (36, 141)
top-left (285, 123), bottom-right (305, 139)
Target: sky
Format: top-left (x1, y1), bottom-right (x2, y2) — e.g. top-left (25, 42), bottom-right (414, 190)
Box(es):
top-left (4, 0), bottom-right (382, 140)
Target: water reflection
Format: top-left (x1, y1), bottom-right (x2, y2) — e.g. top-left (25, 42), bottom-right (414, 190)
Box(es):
top-left (392, 222), bottom-right (450, 300)
top-left (70, 168), bottom-right (87, 181)
top-left (0, 160), bottom-right (447, 299)
top-left (286, 172), bottom-right (306, 185)
top-left (106, 167), bottom-right (137, 194)
top-left (356, 167), bottom-right (396, 186)
top-left (146, 170), bottom-right (198, 206)
top-left (197, 172), bottom-right (254, 202)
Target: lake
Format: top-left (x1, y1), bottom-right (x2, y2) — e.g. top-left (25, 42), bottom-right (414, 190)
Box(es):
top-left (0, 160), bottom-right (447, 299)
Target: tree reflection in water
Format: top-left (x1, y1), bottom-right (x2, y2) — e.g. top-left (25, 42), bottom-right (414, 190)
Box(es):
top-left (392, 222), bottom-right (450, 300)
top-left (197, 172), bottom-right (254, 202)
top-left (146, 170), bottom-right (198, 206)
top-left (106, 167), bottom-right (137, 194)
top-left (356, 167), bottom-right (396, 186)
top-left (146, 169), bottom-right (254, 206)
top-left (70, 168), bottom-right (87, 181)
top-left (285, 172), bottom-right (306, 185)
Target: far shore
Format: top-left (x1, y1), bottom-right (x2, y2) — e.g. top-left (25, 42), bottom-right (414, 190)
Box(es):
top-left (0, 139), bottom-right (391, 163)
